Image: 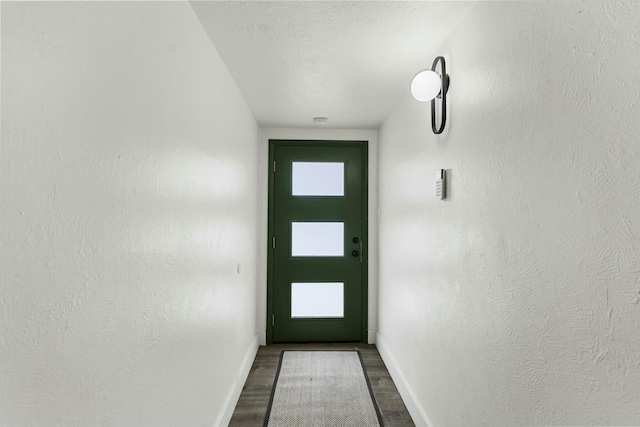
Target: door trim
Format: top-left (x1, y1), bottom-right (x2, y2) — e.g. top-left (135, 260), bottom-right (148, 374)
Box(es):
top-left (267, 140), bottom-right (369, 344)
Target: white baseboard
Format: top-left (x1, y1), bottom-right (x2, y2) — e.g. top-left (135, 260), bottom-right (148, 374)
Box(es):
top-left (215, 334), bottom-right (259, 427)
top-left (375, 333), bottom-right (434, 427)
top-left (258, 329), bottom-right (267, 346)
top-left (367, 329), bottom-right (377, 344)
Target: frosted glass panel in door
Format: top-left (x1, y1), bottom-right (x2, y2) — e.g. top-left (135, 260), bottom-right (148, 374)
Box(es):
top-left (292, 162), bottom-right (344, 196)
top-left (291, 222), bottom-right (344, 257)
top-left (291, 282), bottom-right (344, 318)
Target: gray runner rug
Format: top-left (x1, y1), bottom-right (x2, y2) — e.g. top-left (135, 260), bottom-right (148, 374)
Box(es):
top-left (264, 350), bottom-right (384, 427)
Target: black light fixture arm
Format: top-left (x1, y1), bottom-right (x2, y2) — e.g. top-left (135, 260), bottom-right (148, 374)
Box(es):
top-left (430, 56), bottom-right (450, 134)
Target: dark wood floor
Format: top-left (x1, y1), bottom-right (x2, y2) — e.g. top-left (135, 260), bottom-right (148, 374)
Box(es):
top-left (229, 343), bottom-right (415, 427)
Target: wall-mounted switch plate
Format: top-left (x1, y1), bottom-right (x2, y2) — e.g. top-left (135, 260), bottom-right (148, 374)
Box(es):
top-left (436, 169), bottom-right (446, 200)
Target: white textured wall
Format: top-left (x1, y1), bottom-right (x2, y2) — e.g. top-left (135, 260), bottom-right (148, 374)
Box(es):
top-left (378, 1), bottom-right (640, 426)
top-left (0, 3), bottom-right (259, 426)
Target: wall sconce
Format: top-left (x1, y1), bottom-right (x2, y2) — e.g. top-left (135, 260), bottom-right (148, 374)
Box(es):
top-left (411, 56), bottom-right (450, 134)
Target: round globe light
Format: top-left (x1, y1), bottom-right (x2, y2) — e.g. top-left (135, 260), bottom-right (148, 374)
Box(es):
top-left (410, 70), bottom-right (442, 102)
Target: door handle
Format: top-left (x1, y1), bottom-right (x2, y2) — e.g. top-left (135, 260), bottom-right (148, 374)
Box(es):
top-left (352, 250), bottom-right (360, 257)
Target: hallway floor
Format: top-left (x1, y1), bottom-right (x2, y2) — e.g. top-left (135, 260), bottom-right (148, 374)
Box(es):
top-left (230, 342), bottom-right (414, 426)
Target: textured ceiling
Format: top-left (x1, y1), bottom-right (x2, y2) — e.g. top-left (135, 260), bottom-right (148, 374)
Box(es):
top-left (190, 1), bottom-right (478, 129)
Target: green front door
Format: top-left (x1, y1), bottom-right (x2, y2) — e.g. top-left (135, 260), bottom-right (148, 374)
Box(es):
top-left (268, 140), bottom-right (368, 343)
